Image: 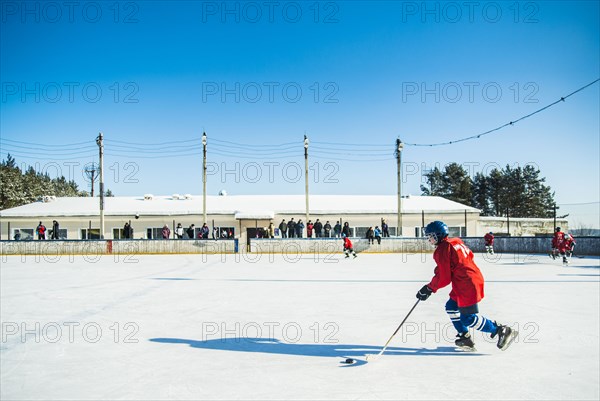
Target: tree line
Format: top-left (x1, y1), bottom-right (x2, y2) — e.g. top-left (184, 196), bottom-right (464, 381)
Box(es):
top-left (0, 154), bottom-right (112, 210)
top-left (420, 162), bottom-right (557, 218)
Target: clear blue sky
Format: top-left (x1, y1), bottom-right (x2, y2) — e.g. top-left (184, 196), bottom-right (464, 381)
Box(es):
top-left (1, 1), bottom-right (598, 228)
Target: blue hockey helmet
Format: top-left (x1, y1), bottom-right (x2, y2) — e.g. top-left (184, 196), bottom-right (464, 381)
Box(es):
top-left (424, 221), bottom-right (449, 245)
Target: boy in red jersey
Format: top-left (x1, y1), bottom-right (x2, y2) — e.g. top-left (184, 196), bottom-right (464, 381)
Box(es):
top-left (483, 231), bottom-right (495, 255)
top-left (342, 234), bottom-right (357, 259)
top-left (416, 221), bottom-right (517, 351)
top-left (550, 227), bottom-right (564, 260)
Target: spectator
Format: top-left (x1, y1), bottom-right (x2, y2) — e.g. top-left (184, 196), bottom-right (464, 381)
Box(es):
top-left (366, 227), bottom-right (375, 244)
top-left (51, 220), bottom-right (60, 240)
top-left (324, 221), bottom-right (332, 238)
top-left (296, 219), bottom-right (305, 238)
top-left (314, 219), bottom-right (323, 237)
top-left (200, 223), bottom-right (210, 239)
top-left (268, 222), bottom-right (275, 238)
top-left (213, 226), bottom-right (219, 240)
top-left (279, 219), bottom-right (287, 238)
top-left (307, 220), bottom-right (314, 238)
top-left (374, 226), bottom-right (382, 244)
top-left (333, 221), bottom-right (342, 238)
top-left (36, 222), bottom-right (47, 240)
top-left (342, 222), bottom-right (351, 238)
top-left (186, 224), bottom-right (195, 239)
top-left (287, 218), bottom-right (296, 238)
top-left (123, 222), bottom-right (132, 239)
top-left (13, 230), bottom-right (21, 241)
top-left (175, 223), bottom-right (184, 239)
top-left (162, 224), bottom-right (171, 239)
top-left (382, 219), bottom-right (390, 237)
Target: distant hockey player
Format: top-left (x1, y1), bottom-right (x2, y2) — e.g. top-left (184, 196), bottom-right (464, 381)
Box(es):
top-left (550, 227), bottom-right (564, 260)
top-left (558, 233), bottom-right (575, 265)
top-left (484, 231), bottom-right (495, 255)
top-left (564, 233), bottom-right (576, 258)
top-left (342, 234), bottom-right (357, 259)
top-left (416, 221), bottom-right (517, 352)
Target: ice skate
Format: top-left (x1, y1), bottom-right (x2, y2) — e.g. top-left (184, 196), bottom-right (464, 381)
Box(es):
top-left (455, 332), bottom-right (476, 352)
top-left (492, 324), bottom-right (518, 351)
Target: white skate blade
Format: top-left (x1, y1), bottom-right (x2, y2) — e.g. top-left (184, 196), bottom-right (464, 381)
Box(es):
top-left (499, 330), bottom-right (518, 351)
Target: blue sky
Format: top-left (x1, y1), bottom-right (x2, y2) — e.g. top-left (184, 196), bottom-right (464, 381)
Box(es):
top-left (1, 1), bottom-right (599, 227)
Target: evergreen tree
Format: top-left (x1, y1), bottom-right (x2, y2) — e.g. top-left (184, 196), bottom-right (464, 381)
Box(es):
top-left (421, 163), bottom-right (471, 205)
top-left (0, 155), bottom-right (87, 210)
top-left (420, 162), bottom-right (556, 218)
top-left (420, 167), bottom-right (445, 196)
top-left (472, 172), bottom-right (492, 215)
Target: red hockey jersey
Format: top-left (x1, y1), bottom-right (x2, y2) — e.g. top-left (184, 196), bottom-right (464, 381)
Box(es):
top-left (427, 237), bottom-right (485, 308)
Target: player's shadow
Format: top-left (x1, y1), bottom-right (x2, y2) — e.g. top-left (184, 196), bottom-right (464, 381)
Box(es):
top-left (149, 337), bottom-right (481, 367)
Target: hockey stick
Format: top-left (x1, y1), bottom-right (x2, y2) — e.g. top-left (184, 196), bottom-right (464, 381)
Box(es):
top-left (366, 299), bottom-right (420, 361)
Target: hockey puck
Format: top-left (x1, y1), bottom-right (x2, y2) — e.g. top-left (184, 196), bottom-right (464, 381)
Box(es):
top-left (344, 358), bottom-right (354, 364)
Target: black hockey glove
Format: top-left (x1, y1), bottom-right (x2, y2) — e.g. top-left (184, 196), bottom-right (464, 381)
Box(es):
top-left (416, 285), bottom-right (433, 301)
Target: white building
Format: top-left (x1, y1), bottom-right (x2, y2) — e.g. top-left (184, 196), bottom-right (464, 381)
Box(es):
top-left (0, 194), bottom-right (484, 244)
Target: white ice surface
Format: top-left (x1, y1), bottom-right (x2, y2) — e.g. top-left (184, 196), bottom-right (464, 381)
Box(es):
top-left (1, 252), bottom-right (599, 400)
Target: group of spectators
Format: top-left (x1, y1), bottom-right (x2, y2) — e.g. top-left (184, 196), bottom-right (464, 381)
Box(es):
top-left (17, 220), bottom-right (61, 240)
top-left (156, 223), bottom-right (233, 240)
top-left (276, 219), bottom-right (352, 239)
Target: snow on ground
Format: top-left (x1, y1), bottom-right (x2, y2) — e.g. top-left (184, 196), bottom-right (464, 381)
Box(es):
top-left (1, 251), bottom-right (599, 400)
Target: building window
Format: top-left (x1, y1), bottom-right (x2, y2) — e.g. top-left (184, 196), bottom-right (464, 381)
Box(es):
top-left (448, 226), bottom-right (466, 237)
top-left (81, 228), bottom-right (100, 239)
top-left (113, 228), bottom-right (126, 239)
top-left (51, 229), bottom-right (68, 239)
top-left (218, 227), bottom-right (235, 239)
top-left (13, 229), bottom-right (34, 240)
top-left (147, 227), bottom-right (163, 240)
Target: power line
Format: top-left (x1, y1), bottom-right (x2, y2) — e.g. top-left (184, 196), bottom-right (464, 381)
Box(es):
top-left (403, 78), bottom-right (600, 147)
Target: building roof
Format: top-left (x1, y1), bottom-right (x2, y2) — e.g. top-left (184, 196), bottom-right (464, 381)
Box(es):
top-left (0, 195), bottom-right (480, 218)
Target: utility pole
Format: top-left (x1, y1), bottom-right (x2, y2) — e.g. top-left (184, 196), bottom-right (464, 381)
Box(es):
top-left (396, 139), bottom-right (403, 237)
top-left (96, 133), bottom-right (105, 239)
top-left (304, 135), bottom-right (310, 234)
top-left (84, 163), bottom-right (99, 197)
top-left (202, 132), bottom-right (207, 225)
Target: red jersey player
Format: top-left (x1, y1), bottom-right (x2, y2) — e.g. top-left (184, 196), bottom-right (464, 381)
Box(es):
top-left (342, 234), bottom-right (357, 259)
top-left (550, 227), bottom-right (564, 260)
top-left (416, 221), bottom-right (517, 351)
top-left (484, 231), bottom-right (495, 255)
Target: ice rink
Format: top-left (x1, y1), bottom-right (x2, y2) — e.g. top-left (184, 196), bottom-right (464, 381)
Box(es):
top-left (1, 251), bottom-right (599, 400)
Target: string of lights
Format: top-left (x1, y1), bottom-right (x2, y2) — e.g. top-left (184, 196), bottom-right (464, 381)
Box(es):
top-left (403, 78), bottom-right (599, 147)
top-left (1, 79), bottom-right (597, 162)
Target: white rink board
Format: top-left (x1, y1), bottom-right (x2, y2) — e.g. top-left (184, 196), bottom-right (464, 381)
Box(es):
top-left (1, 253), bottom-right (599, 400)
